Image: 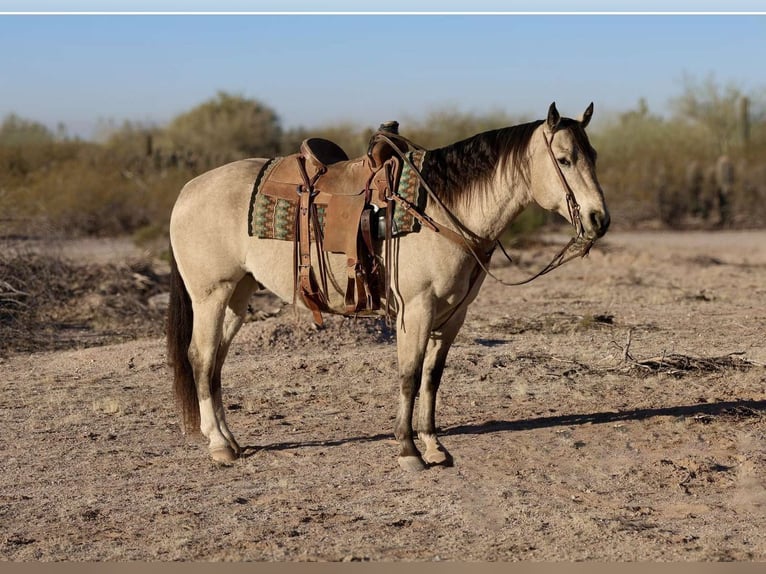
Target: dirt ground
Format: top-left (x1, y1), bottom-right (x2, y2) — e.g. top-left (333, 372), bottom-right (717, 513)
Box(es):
top-left (1, 229), bottom-right (765, 562)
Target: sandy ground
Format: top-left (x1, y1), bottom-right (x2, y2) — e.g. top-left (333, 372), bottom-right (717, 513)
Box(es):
top-left (1, 229), bottom-right (765, 561)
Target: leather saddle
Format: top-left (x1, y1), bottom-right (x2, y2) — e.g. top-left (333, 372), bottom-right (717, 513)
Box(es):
top-left (256, 123), bottom-right (412, 325)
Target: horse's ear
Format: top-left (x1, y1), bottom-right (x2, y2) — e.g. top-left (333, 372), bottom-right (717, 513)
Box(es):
top-left (580, 102), bottom-right (594, 129)
top-left (547, 102), bottom-right (561, 131)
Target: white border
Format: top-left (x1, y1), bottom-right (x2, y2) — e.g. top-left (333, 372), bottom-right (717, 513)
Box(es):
top-left (1, 11), bottom-right (766, 15)
top-left (0, 0), bottom-right (765, 15)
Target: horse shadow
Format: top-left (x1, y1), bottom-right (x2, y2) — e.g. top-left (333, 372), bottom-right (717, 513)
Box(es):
top-left (240, 398), bottom-right (766, 457)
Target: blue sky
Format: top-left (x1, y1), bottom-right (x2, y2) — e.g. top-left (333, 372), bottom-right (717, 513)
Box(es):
top-left (1, 8), bottom-right (764, 138)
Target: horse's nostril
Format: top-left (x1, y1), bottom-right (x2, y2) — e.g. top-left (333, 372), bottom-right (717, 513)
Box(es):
top-left (589, 210), bottom-right (610, 235)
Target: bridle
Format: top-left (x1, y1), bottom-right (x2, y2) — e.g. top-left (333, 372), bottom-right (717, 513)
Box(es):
top-left (542, 129), bottom-right (586, 240)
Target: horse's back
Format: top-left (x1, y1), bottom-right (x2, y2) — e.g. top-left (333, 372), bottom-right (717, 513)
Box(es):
top-left (173, 159), bottom-right (265, 215)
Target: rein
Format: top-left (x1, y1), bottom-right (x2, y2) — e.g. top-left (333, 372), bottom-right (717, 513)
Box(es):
top-left (370, 128), bottom-right (594, 287)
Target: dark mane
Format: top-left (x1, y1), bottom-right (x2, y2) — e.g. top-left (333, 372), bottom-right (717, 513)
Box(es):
top-left (421, 118), bottom-right (596, 210)
top-left (421, 120), bottom-right (543, 210)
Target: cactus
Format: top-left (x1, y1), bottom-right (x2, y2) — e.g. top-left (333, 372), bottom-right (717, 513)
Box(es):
top-left (685, 160), bottom-right (704, 217)
top-left (655, 165), bottom-right (683, 228)
top-left (715, 155), bottom-right (735, 227)
top-left (739, 96), bottom-right (750, 149)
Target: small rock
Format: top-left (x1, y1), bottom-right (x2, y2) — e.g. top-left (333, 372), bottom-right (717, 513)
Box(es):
top-left (148, 292), bottom-right (170, 311)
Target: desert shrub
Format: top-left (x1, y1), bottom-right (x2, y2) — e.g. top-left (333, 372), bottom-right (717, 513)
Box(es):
top-left (0, 141), bottom-right (195, 237)
top-left (593, 82), bottom-right (766, 229)
top-left (400, 106), bottom-right (524, 149)
top-left (281, 123), bottom-right (370, 158)
top-left (164, 91), bottom-right (282, 162)
top-left (2, 79), bottom-right (764, 240)
top-left (0, 113), bottom-right (55, 147)
top-left (0, 248), bottom-right (168, 354)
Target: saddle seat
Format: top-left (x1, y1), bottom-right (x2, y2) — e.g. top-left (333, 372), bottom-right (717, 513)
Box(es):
top-left (263, 135), bottom-right (401, 202)
top-left (301, 137), bottom-right (348, 167)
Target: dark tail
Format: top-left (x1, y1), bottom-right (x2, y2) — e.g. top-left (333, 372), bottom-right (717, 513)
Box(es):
top-left (167, 245), bottom-right (200, 434)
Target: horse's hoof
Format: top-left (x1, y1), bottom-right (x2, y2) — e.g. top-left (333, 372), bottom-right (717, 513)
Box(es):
top-left (210, 446), bottom-right (239, 464)
top-left (424, 448), bottom-right (454, 467)
top-left (398, 456), bottom-right (427, 472)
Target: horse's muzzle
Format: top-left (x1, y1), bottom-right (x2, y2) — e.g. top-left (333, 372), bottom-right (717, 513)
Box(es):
top-left (586, 209), bottom-right (610, 239)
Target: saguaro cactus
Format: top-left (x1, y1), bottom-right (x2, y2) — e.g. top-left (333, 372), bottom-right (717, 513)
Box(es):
top-left (715, 155), bottom-right (735, 226)
top-left (739, 96), bottom-right (751, 149)
top-left (685, 160), bottom-right (704, 217)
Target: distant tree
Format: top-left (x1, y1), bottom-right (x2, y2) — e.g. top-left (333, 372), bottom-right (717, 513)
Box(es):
top-left (671, 74), bottom-right (761, 155)
top-left (283, 122), bottom-right (369, 157)
top-left (0, 114), bottom-right (54, 146)
top-left (401, 107), bottom-right (522, 149)
top-left (590, 98), bottom-right (690, 223)
top-left (594, 98), bottom-right (680, 166)
top-left (164, 92), bottom-right (282, 161)
top-left (95, 119), bottom-right (158, 159)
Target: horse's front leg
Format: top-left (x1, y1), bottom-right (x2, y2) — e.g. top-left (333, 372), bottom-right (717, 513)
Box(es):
top-left (394, 301), bottom-right (433, 472)
top-left (417, 307), bottom-right (468, 467)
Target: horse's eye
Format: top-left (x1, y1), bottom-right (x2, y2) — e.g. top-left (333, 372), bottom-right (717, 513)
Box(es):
top-left (558, 157), bottom-right (571, 167)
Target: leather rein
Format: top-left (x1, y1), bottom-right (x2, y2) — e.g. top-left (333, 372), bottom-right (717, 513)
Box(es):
top-left (373, 128), bottom-right (595, 287)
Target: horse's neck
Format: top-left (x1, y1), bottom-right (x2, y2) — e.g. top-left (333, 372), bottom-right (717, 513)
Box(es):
top-left (436, 170), bottom-right (532, 242)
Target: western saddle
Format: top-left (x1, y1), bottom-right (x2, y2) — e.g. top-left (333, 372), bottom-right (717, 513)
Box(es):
top-left (254, 122), bottom-right (428, 326)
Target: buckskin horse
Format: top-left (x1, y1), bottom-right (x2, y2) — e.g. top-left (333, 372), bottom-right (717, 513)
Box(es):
top-left (167, 103), bottom-right (610, 471)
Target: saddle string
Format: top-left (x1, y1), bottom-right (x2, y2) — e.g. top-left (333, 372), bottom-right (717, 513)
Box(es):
top-left (368, 130), bottom-right (592, 288)
top-left (311, 204), bottom-right (330, 298)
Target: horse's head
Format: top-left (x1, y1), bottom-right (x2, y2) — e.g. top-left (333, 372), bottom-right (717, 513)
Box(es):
top-left (530, 102), bottom-right (610, 241)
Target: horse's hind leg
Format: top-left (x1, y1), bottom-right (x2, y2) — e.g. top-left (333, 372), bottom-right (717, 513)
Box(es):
top-left (188, 280), bottom-right (243, 463)
top-left (210, 275), bottom-right (258, 458)
top-left (418, 307), bottom-right (467, 467)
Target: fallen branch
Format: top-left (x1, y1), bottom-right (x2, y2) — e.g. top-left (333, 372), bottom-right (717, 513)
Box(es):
top-left (0, 279), bottom-right (29, 309)
top-left (627, 352), bottom-right (759, 377)
top-left (0, 279), bottom-right (27, 296)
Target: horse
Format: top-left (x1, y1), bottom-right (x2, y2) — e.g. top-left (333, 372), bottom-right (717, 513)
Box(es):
top-left (167, 102), bottom-right (610, 471)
